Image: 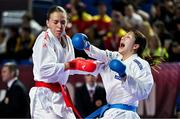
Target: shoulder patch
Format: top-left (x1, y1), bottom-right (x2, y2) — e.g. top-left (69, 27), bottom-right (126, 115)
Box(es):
top-left (133, 59), bottom-right (143, 70)
top-left (44, 31), bottom-right (49, 41)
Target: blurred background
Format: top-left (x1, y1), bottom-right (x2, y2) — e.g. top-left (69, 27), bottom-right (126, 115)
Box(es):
top-left (0, 0), bottom-right (180, 118)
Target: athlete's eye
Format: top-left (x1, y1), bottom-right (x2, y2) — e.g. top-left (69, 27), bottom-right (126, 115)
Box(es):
top-left (61, 20), bottom-right (66, 25)
top-left (53, 20), bottom-right (59, 24)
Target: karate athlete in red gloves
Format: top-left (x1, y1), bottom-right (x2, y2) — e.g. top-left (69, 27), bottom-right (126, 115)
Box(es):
top-left (29, 6), bottom-right (99, 119)
top-left (72, 31), bottom-right (154, 119)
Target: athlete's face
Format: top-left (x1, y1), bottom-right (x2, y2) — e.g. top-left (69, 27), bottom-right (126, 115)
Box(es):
top-left (118, 32), bottom-right (139, 56)
top-left (46, 11), bottom-right (67, 39)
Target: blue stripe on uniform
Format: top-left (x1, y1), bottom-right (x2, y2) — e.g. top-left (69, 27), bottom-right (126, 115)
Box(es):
top-left (133, 59), bottom-right (143, 70)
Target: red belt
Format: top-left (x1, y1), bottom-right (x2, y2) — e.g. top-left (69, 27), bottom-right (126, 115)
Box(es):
top-left (35, 81), bottom-right (81, 118)
top-left (35, 81), bottom-right (61, 93)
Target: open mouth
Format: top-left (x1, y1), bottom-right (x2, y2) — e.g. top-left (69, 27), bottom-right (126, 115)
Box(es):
top-left (120, 43), bottom-right (125, 48)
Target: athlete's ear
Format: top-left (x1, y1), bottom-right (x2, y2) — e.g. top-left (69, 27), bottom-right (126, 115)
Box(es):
top-left (133, 44), bottom-right (140, 50)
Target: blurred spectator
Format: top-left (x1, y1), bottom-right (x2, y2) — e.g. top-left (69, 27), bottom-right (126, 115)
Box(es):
top-left (142, 34), bottom-right (169, 64)
top-left (21, 12), bottom-right (43, 36)
top-left (75, 74), bottom-right (107, 118)
top-left (66, 0), bottom-right (80, 17)
top-left (167, 1), bottom-right (180, 33)
top-left (0, 62), bottom-right (30, 118)
top-left (92, 1), bottom-right (112, 37)
top-left (137, 9), bottom-right (150, 21)
top-left (137, 0), bottom-right (155, 14)
top-left (124, 4), bottom-right (143, 30)
top-left (138, 18), bottom-right (169, 60)
top-left (70, 2), bottom-right (93, 58)
top-left (65, 0), bottom-right (83, 37)
top-left (138, 18), bottom-right (154, 41)
top-left (111, 0), bottom-right (128, 15)
top-left (15, 26), bottom-right (35, 61)
top-left (150, 34), bottom-right (168, 60)
top-left (103, 10), bottom-right (127, 51)
top-left (152, 20), bottom-right (173, 59)
top-left (174, 3), bottom-right (180, 19)
top-left (149, 1), bottom-right (161, 24)
top-left (159, 0), bottom-right (175, 30)
top-left (5, 27), bottom-right (19, 61)
top-left (168, 18), bottom-right (180, 62)
top-left (86, 25), bottom-right (105, 50)
top-left (71, 2), bottom-right (93, 33)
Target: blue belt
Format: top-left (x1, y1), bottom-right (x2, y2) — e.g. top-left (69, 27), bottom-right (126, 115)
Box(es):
top-left (85, 103), bottom-right (137, 119)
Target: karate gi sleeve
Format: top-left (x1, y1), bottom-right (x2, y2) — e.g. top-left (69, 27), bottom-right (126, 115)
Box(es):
top-left (121, 61), bottom-right (154, 101)
top-left (84, 45), bottom-right (121, 62)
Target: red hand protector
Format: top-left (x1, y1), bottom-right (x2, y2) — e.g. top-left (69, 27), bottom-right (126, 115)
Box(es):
top-left (68, 59), bottom-right (96, 72)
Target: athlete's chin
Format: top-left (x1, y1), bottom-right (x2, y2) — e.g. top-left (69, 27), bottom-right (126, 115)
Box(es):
top-left (118, 49), bottom-right (125, 55)
top-left (55, 33), bottom-right (61, 39)
top-left (118, 48), bottom-right (123, 53)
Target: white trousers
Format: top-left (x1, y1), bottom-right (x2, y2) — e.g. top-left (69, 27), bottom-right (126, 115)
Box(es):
top-left (29, 87), bottom-right (76, 119)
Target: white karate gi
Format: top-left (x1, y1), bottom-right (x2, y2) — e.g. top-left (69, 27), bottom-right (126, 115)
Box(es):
top-left (29, 29), bottom-right (76, 119)
top-left (85, 45), bottom-right (154, 119)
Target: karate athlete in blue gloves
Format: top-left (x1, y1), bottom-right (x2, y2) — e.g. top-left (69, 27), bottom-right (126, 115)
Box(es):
top-left (72, 31), bottom-right (154, 119)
